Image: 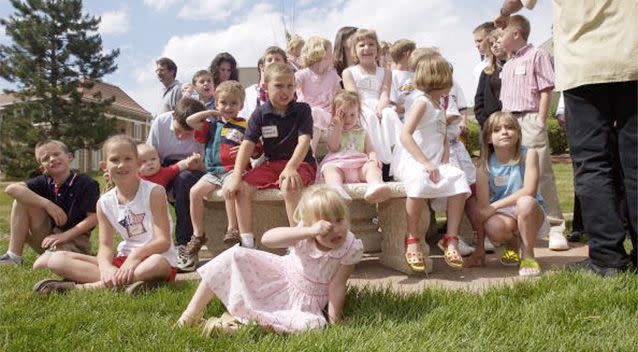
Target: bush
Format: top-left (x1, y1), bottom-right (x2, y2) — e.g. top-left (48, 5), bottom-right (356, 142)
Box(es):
top-left (547, 116), bottom-right (568, 155)
top-left (466, 120), bottom-right (480, 157)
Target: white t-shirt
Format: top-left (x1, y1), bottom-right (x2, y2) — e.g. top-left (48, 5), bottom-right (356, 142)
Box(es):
top-left (390, 69), bottom-right (415, 119)
top-left (99, 179), bottom-right (178, 266)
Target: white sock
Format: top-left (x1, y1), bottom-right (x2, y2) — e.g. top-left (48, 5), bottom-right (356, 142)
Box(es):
top-left (239, 233), bottom-right (255, 248)
top-left (6, 251), bottom-right (22, 260)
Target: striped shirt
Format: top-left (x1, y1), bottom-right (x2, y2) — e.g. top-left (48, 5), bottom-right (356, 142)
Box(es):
top-left (500, 44), bottom-right (554, 112)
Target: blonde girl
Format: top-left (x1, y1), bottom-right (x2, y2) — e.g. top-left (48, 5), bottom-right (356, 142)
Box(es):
top-left (391, 54), bottom-right (471, 272)
top-left (319, 91), bottom-right (391, 203)
top-left (177, 186), bottom-right (363, 334)
top-left (465, 112), bottom-right (549, 277)
top-left (342, 29), bottom-right (402, 165)
top-left (294, 36), bottom-right (342, 154)
top-left (33, 135), bottom-right (178, 294)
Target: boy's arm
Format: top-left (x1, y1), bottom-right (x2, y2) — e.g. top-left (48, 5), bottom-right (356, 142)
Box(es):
top-left (5, 182), bottom-right (67, 226)
top-left (280, 134), bottom-right (311, 191)
top-left (96, 202), bottom-right (117, 287)
top-left (186, 110), bottom-right (215, 131)
top-left (538, 89), bottom-right (551, 126)
top-left (40, 213), bottom-right (97, 250)
top-left (223, 140), bottom-right (256, 198)
top-left (328, 264), bottom-right (355, 323)
top-left (115, 186), bottom-right (171, 285)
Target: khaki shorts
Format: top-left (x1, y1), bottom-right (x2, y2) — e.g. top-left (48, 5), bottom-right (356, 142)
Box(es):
top-left (26, 219), bottom-right (92, 255)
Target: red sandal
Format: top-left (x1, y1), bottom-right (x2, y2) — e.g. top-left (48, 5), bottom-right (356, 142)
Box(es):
top-left (405, 237), bottom-right (426, 272)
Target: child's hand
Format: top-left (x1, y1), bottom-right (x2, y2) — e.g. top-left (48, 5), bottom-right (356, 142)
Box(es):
top-left (464, 250), bottom-right (486, 268)
top-left (45, 201), bottom-right (67, 227)
top-left (279, 168), bottom-right (301, 192)
top-left (114, 257), bottom-right (141, 286)
top-left (478, 206), bottom-right (497, 223)
top-left (222, 176), bottom-right (241, 199)
top-left (426, 166), bottom-right (441, 183)
top-left (374, 104), bottom-right (384, 119)
top-left (100, 265), bottom-right (118, 288)
top-left (309, 220), bottom-right (333, 237)
top-left (395, 104), bottom-right (405, 114)
top-left (332, 109), bottom-right (345, 128)
top-left (187, 153), bottom-right (204, 170)
top-left (40, 232), bottom-right (70, 250)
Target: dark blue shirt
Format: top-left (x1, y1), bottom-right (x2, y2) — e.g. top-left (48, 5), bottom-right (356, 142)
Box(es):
top-left (25, 172), bottom-right (99, 232)
top-left (245, 100), bottom-right (315, 164)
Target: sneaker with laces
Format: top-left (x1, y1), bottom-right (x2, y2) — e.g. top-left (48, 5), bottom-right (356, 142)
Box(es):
top-left (0, 252), bottom-right (22, 265)
top-left (33, 279), bottom-right (76, 294)
top-left (548, 231), bottom-right (570, 251)
top-left (176, 245), bottom-right (197, 272)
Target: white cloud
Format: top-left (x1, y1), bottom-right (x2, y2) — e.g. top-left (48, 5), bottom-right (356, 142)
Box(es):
top-left (177, 0), bottom-right (245, 21)
top-left (0, 24), bottom-right (9, 44)
top-left (143, 0), bottom-right (181, 11)
top-left (99, 8), bottom-right (130, 36)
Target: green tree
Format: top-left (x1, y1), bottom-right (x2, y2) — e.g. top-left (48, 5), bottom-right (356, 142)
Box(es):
top-left (0, 0), bottom-right (119, 177)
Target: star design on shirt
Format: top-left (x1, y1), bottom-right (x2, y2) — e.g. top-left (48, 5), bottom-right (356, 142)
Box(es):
top-left (118, 210), bottom-right (146, 237)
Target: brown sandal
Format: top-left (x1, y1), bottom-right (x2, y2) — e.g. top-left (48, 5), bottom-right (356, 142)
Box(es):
top-left (223, 229), bottom-right (240, 245)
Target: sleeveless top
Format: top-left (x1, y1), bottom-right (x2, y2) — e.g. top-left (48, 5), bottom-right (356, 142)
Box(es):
top-left (99, 179), bottom-right (178, 266)
top-left (488, 146), bottom-right (546, 209)
top-left (350, 65), bottom-right (385, 104)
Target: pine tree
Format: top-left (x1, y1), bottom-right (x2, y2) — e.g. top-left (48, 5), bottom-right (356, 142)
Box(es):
top-left (0, 0), bottom-right (119, 176)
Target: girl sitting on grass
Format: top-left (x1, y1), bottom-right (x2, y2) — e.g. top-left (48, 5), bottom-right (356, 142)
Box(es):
top-left (465, 112), bottom-right (550, 277)
top-left (176, 186), bottom-right (363, 334)
top-left (33, 135), bottom-right (178, 294)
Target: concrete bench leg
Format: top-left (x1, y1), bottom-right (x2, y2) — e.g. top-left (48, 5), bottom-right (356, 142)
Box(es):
top-left (377, 198), bottom-right (431, 274)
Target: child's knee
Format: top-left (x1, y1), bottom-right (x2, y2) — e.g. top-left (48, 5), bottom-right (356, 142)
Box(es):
top-left (516, 196), bottom-right (538, 216)
top-left (46, 251), bottom-right (69, 270)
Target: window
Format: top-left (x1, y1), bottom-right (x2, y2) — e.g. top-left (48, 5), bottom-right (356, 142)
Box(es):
top-left (133, 122), bottom-right (142, 140)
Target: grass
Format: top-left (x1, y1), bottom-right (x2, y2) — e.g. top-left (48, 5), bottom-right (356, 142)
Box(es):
top-left (1, 163), bottom-right (637, 351)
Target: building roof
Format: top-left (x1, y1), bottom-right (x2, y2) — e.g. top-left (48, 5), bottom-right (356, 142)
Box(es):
top-left (0, 81), bottom-right (151, 119)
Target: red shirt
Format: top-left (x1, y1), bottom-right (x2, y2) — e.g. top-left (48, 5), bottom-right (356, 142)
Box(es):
top-left (139, 164), bottom-right (180, 187)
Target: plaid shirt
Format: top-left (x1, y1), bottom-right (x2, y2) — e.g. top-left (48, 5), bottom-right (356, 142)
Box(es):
top-left (500, 44), bottom-right (554, 112)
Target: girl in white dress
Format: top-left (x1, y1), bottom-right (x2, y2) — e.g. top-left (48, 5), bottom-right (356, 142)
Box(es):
top-left (176, 186), bottom-right (363, 333)
top-left (392, 54), bottom-right (471, 272)
top-left (342, 29), bottom-right (402, 165)
top-left (33, 135), bottom-right (178, 294)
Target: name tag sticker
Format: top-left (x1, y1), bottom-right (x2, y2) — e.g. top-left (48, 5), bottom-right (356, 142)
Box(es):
top-left (514, 65), bottom-right (526, 75)
top-left (262, 125), bottom-right (278, 138)
top-left (494, 175), bottom-right (509, 187)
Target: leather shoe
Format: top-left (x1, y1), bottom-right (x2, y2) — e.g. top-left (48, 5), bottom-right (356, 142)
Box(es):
top-left (566, 258), bottom-right (628, 277)
top-left (566, 231), bottom-right (584, 242)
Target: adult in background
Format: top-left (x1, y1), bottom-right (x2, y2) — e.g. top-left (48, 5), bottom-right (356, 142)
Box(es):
top-left (496, 0), bottom-right (637, 275)
top-left (209, 52), bottom-right (239, 87)
top-left (156, 57), bottom-right (183, 115)
top-left (333, 26), bottom-right (357, 79)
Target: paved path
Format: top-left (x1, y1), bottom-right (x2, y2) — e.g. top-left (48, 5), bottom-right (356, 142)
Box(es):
top-left (179, 239), bottom-right (588, 293)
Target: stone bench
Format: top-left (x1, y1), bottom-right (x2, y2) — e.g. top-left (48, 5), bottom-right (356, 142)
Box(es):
top-left (203, 182), bottom-right (432, 274)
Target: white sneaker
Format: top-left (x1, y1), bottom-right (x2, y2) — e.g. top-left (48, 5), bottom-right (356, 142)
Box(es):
top-left (484, 238), bottom-right (496, 253)
top-left (457, 237), bottom-right (475, 257)
top-left (548, 231), bottom-right (569, 251)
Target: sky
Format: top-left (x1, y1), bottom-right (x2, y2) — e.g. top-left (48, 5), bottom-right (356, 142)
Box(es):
top-left (0, 0), bottom-right (552, 116)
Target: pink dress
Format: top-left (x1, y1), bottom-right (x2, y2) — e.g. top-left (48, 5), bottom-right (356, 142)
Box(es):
top-left (295, 67), bottom-right (341, 130)
top-left (197, 231), bottom-right (363, 333)
top-left (317, 128), bottom-right (370, 182)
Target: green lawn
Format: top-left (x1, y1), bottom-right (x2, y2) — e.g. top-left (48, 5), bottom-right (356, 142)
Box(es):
top-left (1, 164), bottom-right (637, 351)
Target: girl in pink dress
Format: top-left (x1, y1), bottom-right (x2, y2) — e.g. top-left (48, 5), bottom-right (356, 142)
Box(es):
top-left (176, 186), bottom-right (363, 333)
top-left (319, 91), bottom-right (391, 203)
top-left (294, 36), bottom-right (342, 155)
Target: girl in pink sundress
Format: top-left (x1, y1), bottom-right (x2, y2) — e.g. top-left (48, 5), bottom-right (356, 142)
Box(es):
top-left (176, 186), bottom-right (363, 333)
top-left (318, 90), bottom-right (391, 203)
top-left (295, 36), bottom-right (342, 155)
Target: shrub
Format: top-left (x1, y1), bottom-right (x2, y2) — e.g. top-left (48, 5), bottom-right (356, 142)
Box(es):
top-left (547, 116), bottom-right (568, 154)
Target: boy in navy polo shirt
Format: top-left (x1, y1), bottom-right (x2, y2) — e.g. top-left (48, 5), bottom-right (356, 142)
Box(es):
top-left (223, 63), bottom-right (316, 248)
top-left (0, 140), bottom-right (99, 267)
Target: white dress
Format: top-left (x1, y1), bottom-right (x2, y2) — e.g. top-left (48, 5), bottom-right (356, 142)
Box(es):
top-left (99, 179), bottom-right (178, 266)
top-left (349, 65), bottom-right (402, 164)
top-left (392, 95), bottom-right (471, 211)
top-left (197, 231), bottom-right (363, 333)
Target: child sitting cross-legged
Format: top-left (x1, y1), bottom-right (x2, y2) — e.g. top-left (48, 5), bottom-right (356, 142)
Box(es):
top-left (318, 90), bottom-right (391, 203)
top-left (465, 112), bottom-right (550, 277)
top-left (222, 62), bottom-right (317, 248)
top-left (176, 186), bottom-right (363, 333)
top-left (181, 80), bottom-right (261, 270)
top-left (33, 135), bottom-right (178, 294)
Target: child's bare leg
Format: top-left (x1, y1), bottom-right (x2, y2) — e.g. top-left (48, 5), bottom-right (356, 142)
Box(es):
top-left (361, 161), bottom-right (390, 203)
top-left (225, 199), bottom-right (239, 232)
top-left (8, 200), bottom-right (48, 255)
top-left (405, 197), bottom-right (427, 269)
top-left (361, 161), bottom-right (383, 184)
top-left (190, 179), bottom-right (217, 238)
top-left (178, 281), bottom-right (217, 326)
top-left (516, 196), bottom-right (544, 259)
top-left (282, 189), bottom-right (302, 226)
top-left (46, 251), bottom-right (101, 283)
top-left (484, 214), bottom-right (518, 244)
top-left (323, 165), bottom-right (350, 200)
top-left (235, 182), bottom-right (254, 234)
top-left (132, 254), bottom-right (172, 282)
top-left (445, 193), bottom-right (467, 237)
